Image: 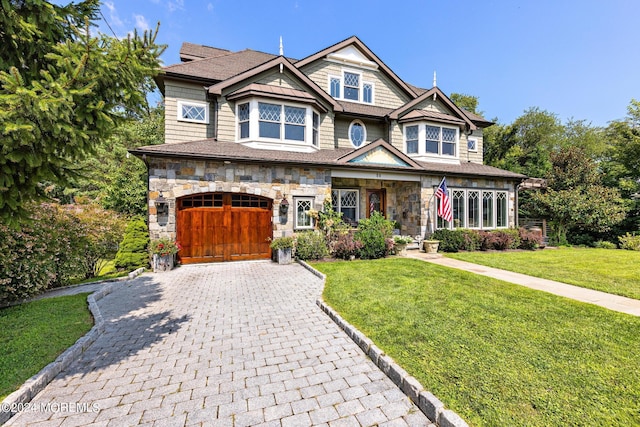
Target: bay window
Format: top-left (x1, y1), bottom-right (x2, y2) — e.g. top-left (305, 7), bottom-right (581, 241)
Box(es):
top-left (403, 123), bottom-right (459, 159)
top-left (236, 99), bottom-right (319, 148)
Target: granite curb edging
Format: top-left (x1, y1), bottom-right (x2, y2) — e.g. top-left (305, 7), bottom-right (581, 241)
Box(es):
top-left (0, 267), bottom-right (145, 425)
top-left (316, 298), bottom-right (469, 427)
top-left (301, 260), bottom-right (468, 427)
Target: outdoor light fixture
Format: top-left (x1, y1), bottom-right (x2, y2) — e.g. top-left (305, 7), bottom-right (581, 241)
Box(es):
top-left (156, 191), bottom-right (169, 217)
top-left (279, 195), bottom-right (289, 215)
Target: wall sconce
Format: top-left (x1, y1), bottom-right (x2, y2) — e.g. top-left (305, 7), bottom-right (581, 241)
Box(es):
top-left (279, 195), bottom-right (289, 215)
top-left (156, 191), bottom-right (169, 217)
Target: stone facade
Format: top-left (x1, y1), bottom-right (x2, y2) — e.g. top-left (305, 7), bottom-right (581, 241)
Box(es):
top-left (147, 157), bottom-right (331, 240)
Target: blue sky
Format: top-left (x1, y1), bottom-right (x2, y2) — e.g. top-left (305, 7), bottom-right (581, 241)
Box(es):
top-left (96, 0), bottom-right (639, 126)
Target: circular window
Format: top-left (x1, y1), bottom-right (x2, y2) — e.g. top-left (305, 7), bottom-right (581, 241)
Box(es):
top-left (349, 121), bottom-right (366, 148)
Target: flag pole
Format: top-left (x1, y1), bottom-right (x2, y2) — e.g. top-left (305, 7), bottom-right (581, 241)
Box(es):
top-left (425, 177), bottom-right (446, 237)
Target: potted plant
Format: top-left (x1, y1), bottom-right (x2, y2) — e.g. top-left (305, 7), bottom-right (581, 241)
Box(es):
top-left (150, 238), bottom-right (181, 272)
top-left (423, 239), bottom-right (440, 254)
top-left (393, 235), bottom-right (413, 256)
top-left (270, 236), bottom-right (295, 265)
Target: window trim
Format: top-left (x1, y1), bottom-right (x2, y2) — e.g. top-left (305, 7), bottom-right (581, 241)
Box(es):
top-left (403, 122), bottom-right (459, 159)
top-left (467, 138), bottom-right (478, 152)
top-left (348, 120), bottom-right (367, 148)
top-left (294, 197), bottom-right (315, 230)
top-left (327, 69), bottom-right (374, 104)
top-left (437, 188), bottom-right (509, 230)
top-left (235, 98), bottom-right (319, 148)
top-left (177, 99), bottom-right (209, 124)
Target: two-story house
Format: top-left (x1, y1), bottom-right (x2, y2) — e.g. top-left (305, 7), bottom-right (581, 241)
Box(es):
top-left (131, 36), bottom-right (525, 263)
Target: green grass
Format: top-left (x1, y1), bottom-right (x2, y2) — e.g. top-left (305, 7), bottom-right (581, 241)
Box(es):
top-left (0, 294), bottom-right (93, 400)
top-left (315, 258), bottom-right (640, 427)
top-left (445, 247), bottom-right (640, 300)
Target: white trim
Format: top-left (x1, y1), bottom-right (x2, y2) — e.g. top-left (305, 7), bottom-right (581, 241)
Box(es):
top-left (294, 197), bottom-right (315, 230)
top-left (331, 188), bottom-right (360, 223)
top-left (177, 99), bottom-right (209, 124)
top-left (348, 119), bottom-right (367, 148)
top-left (234, 97), bottom-right (320, 152)
top-left (331, 168), bottom-right (421, 182)
top-left (438, 188), bottom-right (511, 230)
top-left (467, 138), bottom-right (478, 152)
top-left (327, 68), bottom-right (375, 105)
top-left (403, 121), bottom-right (460, 161)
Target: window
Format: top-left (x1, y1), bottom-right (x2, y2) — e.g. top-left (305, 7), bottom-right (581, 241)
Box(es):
top-left (330, 76), bottom-right (341, 98)
top-left (349, 121), bottom-right (366, 148)
top-left (438, 189), bottom-right (510, 230)
top-left (343, 72), bottom-right (359, 101)
top-left (177, 100), bottom-right (209, 124)
top-left (295, 198), bottom-right (315, 229)
top-left (406, 125), bottom-right (419, 154)
top-left (363, 83), bottom-right (373, 103)
top-left (284, 106), bottom-right (305, 141)
top-left (238, 103), bottom-right (250, 139)
top-left (468, 139), bottom-right (477, 152)
top-left (312, 112), bottom-right (319, 147)
top-left (496, 192), bottom-right (508, 227)
top-left (328, 70), bottom-right (373, 104)
top-left (468, 190), bottom-right (480, 228)
top-left (237, 99), bottom-right (319, 147)
top-left (404, 123), bottom-right (458, 158)
top-left (483, 192), bottom-right (494, 228)
top-left (258, 102), bottom-right (281, 139)
top-left (331, 189), bottom-right (359, 224)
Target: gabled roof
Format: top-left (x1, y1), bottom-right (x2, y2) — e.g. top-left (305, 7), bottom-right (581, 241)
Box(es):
top-left (336, 138), bottom-right (423, 169)
top-left (294, 36), bottom-right (418, 100)
top-left (207, 56), bottom-right (343, 112)
top-left (389, 87), bottom-right (477, 130)
top-left (398, 110), bottom-right (466, 126)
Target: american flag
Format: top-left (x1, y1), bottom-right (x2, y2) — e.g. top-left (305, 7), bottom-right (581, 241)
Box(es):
top-left (435, 177), bottom-right (453, 223)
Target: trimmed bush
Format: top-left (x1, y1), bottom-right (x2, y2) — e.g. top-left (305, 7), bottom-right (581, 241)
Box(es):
top-left (431, 229), bottom-right (465, 252)
top-left (354, 212), bottom-right (394, 259)
top-left (114, 217), bottom-right (149, 270)
top-left (594, 240), bottom-right (617, 249)
top-left (462, 229), bottom-right (482, 251)
top-left (619, 233), bottom-right (640, 251)
top-left (332, 232), bottom-right (363, 260)
top-left (519, 228), bottom-right (543, 250)
top-left (295, 231), bottom-right (329, 260)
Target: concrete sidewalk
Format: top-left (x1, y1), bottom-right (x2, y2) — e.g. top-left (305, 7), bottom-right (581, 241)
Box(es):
top-left (408, 252), bottom-right (640, 317)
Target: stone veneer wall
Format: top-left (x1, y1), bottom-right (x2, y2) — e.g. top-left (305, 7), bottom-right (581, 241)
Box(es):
top-left (331, 177), bottom-right (422, 236)
top-left (146, 157), bottom-right (331, 240)
top-left (420, 175), bottom-right (517, 236)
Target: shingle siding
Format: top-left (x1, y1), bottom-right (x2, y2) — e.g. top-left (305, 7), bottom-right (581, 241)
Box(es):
top-left (300, 60), bottom-right (411, 109)
top-left (165, 80), bottom-right (213, 144)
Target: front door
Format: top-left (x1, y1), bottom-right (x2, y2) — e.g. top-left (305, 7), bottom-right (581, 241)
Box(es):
top-left (366, 189), bottom-right (386, 218)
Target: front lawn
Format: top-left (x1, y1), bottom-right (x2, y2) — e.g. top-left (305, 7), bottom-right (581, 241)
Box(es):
top-left (315, 258), bottom-right (640, 427)
top-left (0, 294), bottom-right (93, 400)
top-left (446, 247), bottom-right (640, 300)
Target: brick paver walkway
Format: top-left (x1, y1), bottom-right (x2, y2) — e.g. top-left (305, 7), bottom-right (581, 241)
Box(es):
top-left (6, 261), bottom-right (430, 426)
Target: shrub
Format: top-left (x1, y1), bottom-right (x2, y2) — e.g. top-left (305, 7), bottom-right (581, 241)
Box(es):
top-left (114, 217), bottom-right (149, 271)
top-left (294, 231), bottom-right (328, 260)
top-left (461, 229), bottom-right (482, 251)
top-left (331, 232), bottom-right (363, 260)
top-left (519, 228), bottom-right (543, 250)
top-left (431, 229), bottom-right (465, 252)
top-left (594, 240), bottom-right (617, 249)
top-left (481, 230), bottom-right (515, 251)
top-left (619, 233), bottom-right (640, 251)
top-left (269, 236), bottom-right (295, 250)
top-left (150, 238), bottom-right (182, 256)
top-left (355, 212), bottom-right (394, 259)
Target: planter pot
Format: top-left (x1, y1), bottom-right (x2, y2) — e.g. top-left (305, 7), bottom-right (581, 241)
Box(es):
top-left (274, 248), bottom-right (292, 265)
top-left (395, 243), bottom-right (408, 256)
top-left (153, 254), bottom-right (174, 272)
top-left (423, 240), bottom-right (440, 254)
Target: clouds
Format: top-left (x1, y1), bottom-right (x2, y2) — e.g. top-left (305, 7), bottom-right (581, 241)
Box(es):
top-left (134, 14), bottom-right (150, 32)
top-left (99, 2), bottom-right (153, 37)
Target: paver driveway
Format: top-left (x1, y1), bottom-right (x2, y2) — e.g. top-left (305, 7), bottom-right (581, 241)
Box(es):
top-left (7, 261), bottom-right (431, 426)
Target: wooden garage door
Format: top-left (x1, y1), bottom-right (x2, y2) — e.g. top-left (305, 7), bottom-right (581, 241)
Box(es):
top-left (177, 193), bottom-right (272, 263)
